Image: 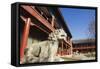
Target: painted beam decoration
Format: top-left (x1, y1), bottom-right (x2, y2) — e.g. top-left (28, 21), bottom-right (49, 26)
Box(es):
top-left (11, 2), bottom-right (97, 66)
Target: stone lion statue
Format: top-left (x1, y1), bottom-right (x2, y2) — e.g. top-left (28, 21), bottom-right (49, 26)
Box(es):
top-left (22, 28), bottom-right (67, 63)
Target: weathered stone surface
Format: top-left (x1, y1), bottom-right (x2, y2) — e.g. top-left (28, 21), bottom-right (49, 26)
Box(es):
top-left (23, 29), bottom-right (67, 63)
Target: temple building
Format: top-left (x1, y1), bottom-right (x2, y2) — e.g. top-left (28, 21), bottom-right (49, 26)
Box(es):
top-left (73, 39), bottom-right (95, 54)
top-left (19, 5), bottom-right (73, 61)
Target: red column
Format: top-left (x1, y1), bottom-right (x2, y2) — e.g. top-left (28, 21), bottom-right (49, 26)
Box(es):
top-left (69, 48), bottom-right (71, 55)
top-left (61, 41), bottom-right (63, 56)
top-left (20, 18), bottom-right (31, 62)
top-left (65, 45), bottom-right (67, 55)
top-left (67, 49), bottom-right (69, 55)
top-left (66, 47), bottom-right (68, 55)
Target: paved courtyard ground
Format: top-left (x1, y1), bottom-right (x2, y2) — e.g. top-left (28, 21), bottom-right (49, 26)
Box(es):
top-left (60, 53), bottom-right (95, 61)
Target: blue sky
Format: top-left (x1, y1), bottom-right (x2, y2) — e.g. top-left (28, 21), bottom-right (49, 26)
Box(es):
top-left (60, 8), bottom-right (95, 40)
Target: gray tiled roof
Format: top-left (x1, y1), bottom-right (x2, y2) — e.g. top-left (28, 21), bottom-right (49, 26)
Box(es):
top-left (73, 39), bottom-right (95, 44)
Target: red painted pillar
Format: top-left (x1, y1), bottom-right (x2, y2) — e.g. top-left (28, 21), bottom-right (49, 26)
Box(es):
top-left (66, 46), bottom-right (69, 55)
top-left (69, 48), bottom-right (71, 55)
top-left (66, 49), bottom-right (67, 55)
top-left (68, 48), bottom-right (69, 55)
top-left (20, 18), bottom-right (31, 62)
top-left (68, 48), bottom-right (70, 55)
top-left (61, 41), bottom-right (63, 56)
